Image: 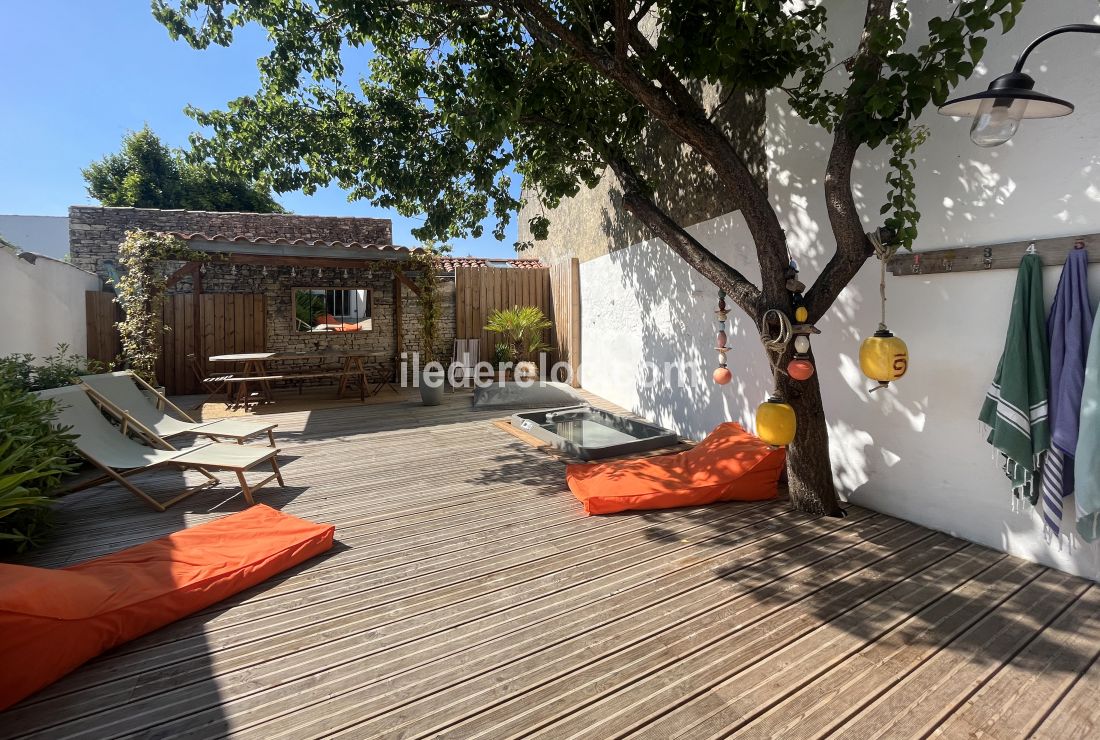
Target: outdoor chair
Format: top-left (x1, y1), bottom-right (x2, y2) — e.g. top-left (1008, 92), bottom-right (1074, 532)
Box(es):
top-left (450, 338), bottom-right (480, 391)
top-left (37, 386), bottom-right (285, 511)
top-left (187, 353), bottom-right (234, 409)
top-left (79, 371), bottom-right (277, 447)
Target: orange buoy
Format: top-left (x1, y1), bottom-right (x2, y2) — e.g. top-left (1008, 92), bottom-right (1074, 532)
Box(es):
top-left (787, 358), bottom-right (815, 381)
top-left (713, 367), bottom-right (732, 385)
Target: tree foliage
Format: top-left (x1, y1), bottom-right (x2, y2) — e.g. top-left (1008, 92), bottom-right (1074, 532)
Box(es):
top-left (152, 0), bottom-right (1025, 515)
top-left (83, 125), bottom-right (286, 213)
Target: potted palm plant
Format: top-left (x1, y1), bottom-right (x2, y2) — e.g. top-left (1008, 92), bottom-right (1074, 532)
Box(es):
top-left (485, 306), bottom-right (552, 381)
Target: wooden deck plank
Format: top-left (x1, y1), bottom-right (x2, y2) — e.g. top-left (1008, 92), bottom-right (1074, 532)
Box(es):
top-left (7, 502), bottom-right (791, 732)
top-left (933, 585), bottom-right (1100, 739)
top-left (313, 521), bottom-right (943, 738)
top-left (638, 553), bottom-right (1033, 739)
top-left (1027, 617), bottom-right (1100, 740)
top-left (3, 389), bottom-right (1096, 739)
top-left (827, 568), bottom-right (1089, 739)
top-left (499, 537), bottom-right (992, 740)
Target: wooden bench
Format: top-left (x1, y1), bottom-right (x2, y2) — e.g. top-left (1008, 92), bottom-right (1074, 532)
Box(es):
top-left (225, 370), bottom-right (370, 409)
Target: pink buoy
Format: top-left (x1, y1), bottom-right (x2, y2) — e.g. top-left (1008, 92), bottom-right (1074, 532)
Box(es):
top-left (713, 367), bottom-right (733, 385)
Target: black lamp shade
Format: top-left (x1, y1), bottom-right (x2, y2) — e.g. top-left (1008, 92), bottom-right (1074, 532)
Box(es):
top-left (938, 72), bottom-right (1074, 119)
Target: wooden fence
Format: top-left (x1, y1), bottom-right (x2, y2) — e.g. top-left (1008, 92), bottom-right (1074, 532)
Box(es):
top-left (453, 260), bottom-right (581, 386)
top-left (85, 292), bottom-right (265, 395)
top-left (549, 258), bottom-right (582, 386)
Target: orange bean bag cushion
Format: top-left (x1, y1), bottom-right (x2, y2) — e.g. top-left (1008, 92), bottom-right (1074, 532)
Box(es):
top-left (0, 504), bottom-right (334, 710)
top-left (566, 422), bottom-right (785, 515)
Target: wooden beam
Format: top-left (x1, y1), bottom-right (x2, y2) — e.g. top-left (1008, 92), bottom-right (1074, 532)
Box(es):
top-left (887, 233), bottom-right (1097, 276)
top-left (166, 261), bottom-right (201, 288)
top-left (222, 253), bottom-right (406, 269)
top-left (395, 270), bottom-right (422, 298)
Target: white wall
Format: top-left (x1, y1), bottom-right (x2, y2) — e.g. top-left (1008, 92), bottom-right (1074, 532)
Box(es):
top-left (580, 0), bottom-right (1100, 580)
top-left (0, 248), bottom-right (102, 358)
top-left (0, 215), bottom-right (70, 260)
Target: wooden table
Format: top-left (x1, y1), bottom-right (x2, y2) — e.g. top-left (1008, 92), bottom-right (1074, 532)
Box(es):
top-left (209, 351), bottom-right (388, 409)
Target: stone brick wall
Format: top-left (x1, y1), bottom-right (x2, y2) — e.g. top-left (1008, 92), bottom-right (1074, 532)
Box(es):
top-left (68, 205), bottom-right (462, 386)
top-left (175, 262), bottom-right (456, 384)
top-left (69, 205), bottom-right (393, 277)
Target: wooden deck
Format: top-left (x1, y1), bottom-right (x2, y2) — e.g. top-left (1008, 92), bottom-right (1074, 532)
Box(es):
top-left (4, 389), bottom-right (1099, 739)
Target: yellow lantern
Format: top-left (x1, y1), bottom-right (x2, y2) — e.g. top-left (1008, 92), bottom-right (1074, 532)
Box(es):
top-left (756, 396), bottom-right (796, 447)
top-left (859, 328), bottom-right (909, 388)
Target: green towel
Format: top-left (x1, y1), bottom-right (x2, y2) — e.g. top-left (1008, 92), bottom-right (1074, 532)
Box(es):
top-left (978, 253), bottom-right (1050, 504)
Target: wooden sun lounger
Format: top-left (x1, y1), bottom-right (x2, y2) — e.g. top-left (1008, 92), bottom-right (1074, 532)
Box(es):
top-left (37, 386), bottom-right (286, 512)
top-left (78, 371), bottom-right (277, 447)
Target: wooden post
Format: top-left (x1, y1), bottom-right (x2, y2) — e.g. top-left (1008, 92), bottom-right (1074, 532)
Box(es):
top-left (569, 257), bottom-right (581, 387)
top-left (192, 267), bottom-right (203, 393)
top-left (393, 274), bottom-right (403, 383)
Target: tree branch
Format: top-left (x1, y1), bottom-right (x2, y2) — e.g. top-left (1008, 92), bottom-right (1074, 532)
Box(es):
top-left (804, 0), bottom-right (891, 320)
top-left (500, 0), bottom-right (789, 302)
top-left (607, 154), bottom-right (762, 317)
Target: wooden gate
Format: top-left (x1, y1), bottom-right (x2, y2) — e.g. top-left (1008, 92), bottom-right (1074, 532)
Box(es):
top-left (453, 261), bottom-right (581, 386)
top-left (85, 292), bottom-right (265, 395)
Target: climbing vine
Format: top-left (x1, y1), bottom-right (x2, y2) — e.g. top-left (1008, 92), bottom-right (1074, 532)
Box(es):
top-left (114, 230), bottom-right (207, 384)
top-left (410, 246), bottom-right (444, 366)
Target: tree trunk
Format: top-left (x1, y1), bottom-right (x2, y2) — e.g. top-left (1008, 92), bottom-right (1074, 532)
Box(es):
top-left (776, 361), bottom-right (843, 517)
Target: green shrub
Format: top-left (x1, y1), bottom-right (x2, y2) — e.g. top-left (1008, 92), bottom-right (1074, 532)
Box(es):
top-left (493, 342), bottom-right (515, 367)
top-left (484, 306), bottom-right (552, 363)
top-left (0, 369), bottom-right (79, 554)
top-left (0, 343), bottom-right (114, 392)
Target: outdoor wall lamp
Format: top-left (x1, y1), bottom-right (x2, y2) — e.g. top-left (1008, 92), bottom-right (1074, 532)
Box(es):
top-left (938, 24), bottom-right (1100, 147)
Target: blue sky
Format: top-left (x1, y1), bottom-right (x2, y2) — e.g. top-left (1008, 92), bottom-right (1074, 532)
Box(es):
top-left (0, 1), bottom-right (519, 257)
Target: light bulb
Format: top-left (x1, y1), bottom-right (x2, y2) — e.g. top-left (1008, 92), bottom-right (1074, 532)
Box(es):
top-left (969, 97), bottom-right (1027, 147)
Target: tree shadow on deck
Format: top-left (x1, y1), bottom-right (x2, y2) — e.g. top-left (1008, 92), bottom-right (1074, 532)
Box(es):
top-left (632, 502), bottom-right (1097, 688)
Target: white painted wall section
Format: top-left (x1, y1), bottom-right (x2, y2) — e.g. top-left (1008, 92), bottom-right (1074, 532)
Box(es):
top-left (0, 248), bottom-right (102, 358)
top-left (578, 0), bottom-right (1100, 580)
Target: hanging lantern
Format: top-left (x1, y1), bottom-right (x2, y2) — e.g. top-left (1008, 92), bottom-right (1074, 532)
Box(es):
top-left (859, 327), bottom-right (909, 390)
top-left (787, 358), bottom-right (815, 381)
top-left (756, 396), bottom-right (796, 447)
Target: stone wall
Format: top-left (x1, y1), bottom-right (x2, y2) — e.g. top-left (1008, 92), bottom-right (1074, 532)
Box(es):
top-left (67, 205), bottom-right (462, 386)
top-left (69, 205), bottom-right (393, 278)
top-left (172, 262), bottom-right (456, 383)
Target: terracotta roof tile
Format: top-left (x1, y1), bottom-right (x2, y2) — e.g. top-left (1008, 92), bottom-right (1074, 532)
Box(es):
top-left (438, 256), bottom-right (545, 272)
top-left (164, 231), bottom-right (420, 253)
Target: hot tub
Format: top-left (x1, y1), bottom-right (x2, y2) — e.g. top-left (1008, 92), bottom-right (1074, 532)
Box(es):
top-left (511, 405), bottom-right (680, 460)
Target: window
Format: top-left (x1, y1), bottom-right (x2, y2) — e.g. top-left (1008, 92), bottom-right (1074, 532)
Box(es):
top-left (294, 288), bottom-right (372, 332)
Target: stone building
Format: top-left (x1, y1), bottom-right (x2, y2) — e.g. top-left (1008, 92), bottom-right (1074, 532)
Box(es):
top-left (69, 206), bottom-right (455, 391)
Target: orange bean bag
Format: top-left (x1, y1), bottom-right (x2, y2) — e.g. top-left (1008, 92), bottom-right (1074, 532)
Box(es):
top-left (0, 504), bottom-right (334, 710)
top-left (566, 422), bottom-right (785, 515)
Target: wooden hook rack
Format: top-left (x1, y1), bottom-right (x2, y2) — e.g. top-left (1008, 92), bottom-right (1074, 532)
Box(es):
top-left (886, 233), bottom-right (1098, 276)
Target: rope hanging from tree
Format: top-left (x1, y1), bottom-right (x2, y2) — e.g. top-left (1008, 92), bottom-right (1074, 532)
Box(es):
top-left (860, 229), bottom-right (910, 393)
top-left (759, 308), bottom-right (793, 390)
